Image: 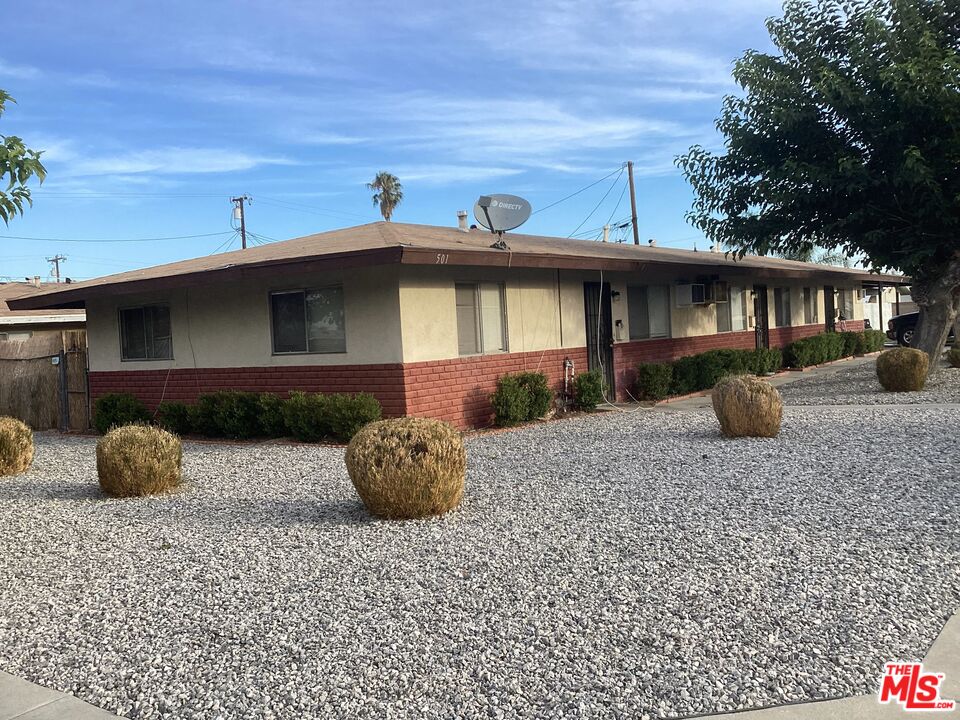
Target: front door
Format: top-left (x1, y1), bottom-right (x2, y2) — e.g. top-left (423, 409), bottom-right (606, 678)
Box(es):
top-left (824, 285), bottom-right (835, 332)
top-left (753, 284), bottom-right (769, 349)
top-left (583, 282), bottom-right (615, 395)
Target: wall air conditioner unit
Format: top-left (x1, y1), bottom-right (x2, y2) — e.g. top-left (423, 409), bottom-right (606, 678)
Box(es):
top-left (707, 280), bottom-right (730, 304)
top-left (676, 283), bottom-right (707, 307)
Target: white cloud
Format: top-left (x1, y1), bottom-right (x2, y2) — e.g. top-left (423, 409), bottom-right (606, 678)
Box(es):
top-left (383, 164), bottom-right (525, 185)
top-left (0, 59), bottom-right (42, 80)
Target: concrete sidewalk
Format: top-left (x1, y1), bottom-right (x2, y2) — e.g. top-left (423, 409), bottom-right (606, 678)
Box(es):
top-left (693, 611), bottom-right (959, 718)
top-left (0, 672), bottom-right (119, 720)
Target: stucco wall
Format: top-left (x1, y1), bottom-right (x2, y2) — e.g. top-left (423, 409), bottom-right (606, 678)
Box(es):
top-left (87, 266), bottom-right (403, 372)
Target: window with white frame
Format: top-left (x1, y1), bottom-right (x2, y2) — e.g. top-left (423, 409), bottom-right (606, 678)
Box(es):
top-left (627, 284), bottom-right (670, 340)
top-left (271, 286), bottom-right (346, 354)
top-left (455, 282), bottom-right (507, 355)
top-left (774, 287), bottom-right (792, 327)
top-left (119, 304), bottom-right (172, 360)
top-left (803, 287), bottom-right (818, 324)
top-left (716, 285), bottom-right (749, 333)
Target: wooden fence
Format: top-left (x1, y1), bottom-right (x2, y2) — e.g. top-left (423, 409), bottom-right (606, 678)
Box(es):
top-left (0, 331), bottom-right (88, 430)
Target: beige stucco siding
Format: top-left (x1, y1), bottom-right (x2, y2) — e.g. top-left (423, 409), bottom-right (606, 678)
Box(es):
top-left (87, 266), bottom-right (403, 372)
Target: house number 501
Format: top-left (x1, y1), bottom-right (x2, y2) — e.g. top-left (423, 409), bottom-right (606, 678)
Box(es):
top-left (436, 253), bottom-right (449, 264)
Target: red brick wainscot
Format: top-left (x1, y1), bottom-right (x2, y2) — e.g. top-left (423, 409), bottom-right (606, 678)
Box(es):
top-left (88, 364), bottom-right (409, 419)
top-left (402, 347), bottom-right (590, 429)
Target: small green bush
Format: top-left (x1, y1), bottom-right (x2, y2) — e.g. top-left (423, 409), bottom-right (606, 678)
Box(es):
top-left (94, 393), bottom-right (151, 435)
top-left (841, 331), bottom-right (859, 357)
top-left (258, 393), bottom-right (288, 437)
top-left (751, 347), bottom-right (783, 375)
top-left (634, 363), bottom-right (673, 401)
top-left (189, 391), bottom-right (261, 439)
top-left (282, 391), bottom-right (381, 442)
top-left (155, 402), bottom-right (192, 436)
top-left (325, 393), bottom-right (382, 441)
top-left (856, 329), bottom-right (887, 355)
top-left (573, 370), bottom-right (605, 410)
top-left (670, 355), bottom-right (699, 395)
top-left (491, 371), bottom-right (553, 426)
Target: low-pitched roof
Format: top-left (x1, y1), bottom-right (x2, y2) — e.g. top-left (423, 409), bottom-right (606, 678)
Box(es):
top-left (7, 222), bottom-right (906, 310)
top-left (0, 282), bottom-right (87, 323)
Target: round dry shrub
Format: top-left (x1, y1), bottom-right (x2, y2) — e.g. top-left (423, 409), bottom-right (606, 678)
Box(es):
top-left (876, 347), bottom-right (929, 392)
top-left (0, 416), bottom-right (34, 476)
top-left (345, 417), bottom-right (466, 520)
top-left (96, 424), bottom-right (183, 497)
top-left (711, 375), bottom-right (783, 438)
top-left (948, 345), bottom-right (960, 369)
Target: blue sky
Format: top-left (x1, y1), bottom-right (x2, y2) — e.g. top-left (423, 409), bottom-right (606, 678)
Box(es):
top-left (0, 0), bottom-right (782, 283)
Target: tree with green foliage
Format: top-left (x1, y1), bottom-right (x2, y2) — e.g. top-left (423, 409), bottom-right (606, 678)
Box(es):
top-left (0, 90), bottom-right (45, 224)
top-left (366, 171), bottom-right (403, 221)
top-left (678, 0), bottom-right (960, 369)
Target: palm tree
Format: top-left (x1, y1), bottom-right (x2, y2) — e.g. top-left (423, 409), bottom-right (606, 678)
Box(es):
top-left (366, 171), bottom-right (403, 221)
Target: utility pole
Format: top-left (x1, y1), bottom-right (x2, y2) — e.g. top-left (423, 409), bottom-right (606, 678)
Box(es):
top-left (231, 195), bottom-right (251, 249)
top-left (627, 161), bottom-right (640, 246)
top-left (47, 254), bottom-right (66, 283)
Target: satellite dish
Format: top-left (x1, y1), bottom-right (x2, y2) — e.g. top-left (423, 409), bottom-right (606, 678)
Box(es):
top-left (473, 194), bottom-right (532, 233)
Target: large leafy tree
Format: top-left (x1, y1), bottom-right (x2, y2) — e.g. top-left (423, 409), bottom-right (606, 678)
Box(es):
top-left (366, 171), bottom-right (403, 222)
top-left (678, 0), bottom-right (960, 366)
top-left (0, 90), bottom-right (45, 224)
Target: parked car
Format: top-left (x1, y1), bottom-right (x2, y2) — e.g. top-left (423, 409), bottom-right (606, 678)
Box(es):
top-left (886, 311), bottom-right (956, 347)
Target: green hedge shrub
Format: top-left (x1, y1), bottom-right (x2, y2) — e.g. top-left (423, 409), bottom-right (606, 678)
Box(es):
top-left (490, 371), bottom-right (553, 427)
top-left (573, 370), bottom-right (605, 410)
top-left (282, 391), bottom-right (381, 442)
top-left (94, 393), bottom-right (151, 435)
top-left (155, 402), bottom-right (192, 436)
top-left (634, 363), bottom-right (673, 401)
top-left (188, 391), bottom-right (262, 439)
top-left (258, 393), bottom-right (288, 437)
top-left (856, 329), bottom-right (887, 355)
top-left (752, 347), bottom-right (783, 375)
top-left (784, 330), bottom-right (881, 368)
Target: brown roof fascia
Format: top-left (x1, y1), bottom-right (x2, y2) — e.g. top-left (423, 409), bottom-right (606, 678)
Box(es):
top-left (397, 247), bottom-right (905, 283)
top-left (8, 246), bottom-right (404, 310)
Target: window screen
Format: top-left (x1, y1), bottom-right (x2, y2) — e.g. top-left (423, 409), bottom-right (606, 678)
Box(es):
top-left (120, 305), bottom-right (172, 360)
top-left (731, 286), bottom-right (748, 331)
top-left (803, 287), bottom-right (818, 324)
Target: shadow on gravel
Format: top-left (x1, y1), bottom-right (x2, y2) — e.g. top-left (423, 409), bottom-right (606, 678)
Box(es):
top-left (0, 479), bottom-right (102, 501)
top-left (184, 497), bottom-right (373, 528)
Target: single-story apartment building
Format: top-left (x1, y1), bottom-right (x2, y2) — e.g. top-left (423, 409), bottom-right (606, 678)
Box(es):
top-left (8, 222), bottom-right (904, 428)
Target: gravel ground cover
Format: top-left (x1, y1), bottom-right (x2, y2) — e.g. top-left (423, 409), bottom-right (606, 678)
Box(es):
top-left (779, 358), bottom-right (960, 405)
top-left (1, 406), bottom-right (958, 720)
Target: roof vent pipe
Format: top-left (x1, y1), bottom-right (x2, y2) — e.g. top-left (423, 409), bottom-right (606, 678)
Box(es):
top-left (457, 210), bottom-right (469, 232)
top-left (32, 276), bottom-right (41, 287)
top-left (602, 224), bottom-right (609, 243)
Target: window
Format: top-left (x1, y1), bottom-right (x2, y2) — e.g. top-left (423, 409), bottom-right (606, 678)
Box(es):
top-left (774, 287), bottom-right (792, 327)
top-left (455, 282), bottom-right (507, 355)
top-left (627, 285), bottom-right (670, 340)
top-left (0, 331), bottom-right (32, 342)
top-left (839, 288), bottom-right (856, 321)
top-left (803, 287), bottom-right (818, 324)
top-left (119, 305), bottom-right (172, 360)
top-left (270, 286), bottom-right (346, 354)
top-left (716, 285), bottom-right (748, 333)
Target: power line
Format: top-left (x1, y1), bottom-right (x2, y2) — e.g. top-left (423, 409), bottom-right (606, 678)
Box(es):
top-left (256, 196), bottom-right (374, 221)
top-left (0, 231), bottom-right (235, 244)
top-left (530, 166), bottom-right (625, 216)
top-left (567, 169), bottom-right (625, 238)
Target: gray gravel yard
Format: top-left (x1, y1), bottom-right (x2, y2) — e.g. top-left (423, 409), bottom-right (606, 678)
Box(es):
top-left (1, 404), bottom-right (959, 719)
top-left (779, 358), bottom-right (960, 405)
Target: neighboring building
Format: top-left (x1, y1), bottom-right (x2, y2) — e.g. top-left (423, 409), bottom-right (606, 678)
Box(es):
top-left (8, 222), bottom-right (904, 429)
top-left (0, 280), bottom-right (86, 356)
